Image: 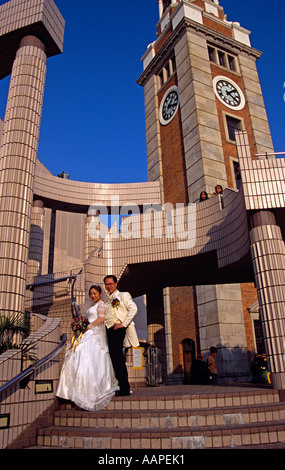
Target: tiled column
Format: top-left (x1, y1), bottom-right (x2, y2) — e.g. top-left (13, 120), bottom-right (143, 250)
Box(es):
top-left (0, 36), bottom-right (47, 317)
top-left (84, 214), bottom-right (102, 261)
top-left (27, 200), bottom-right (45, 280)
top-left (25, 199), bottom-right (45, 310)
top-left (250, 211), bottom-right (285, 390)
top-left (163, 287), bottom-right (174, 380)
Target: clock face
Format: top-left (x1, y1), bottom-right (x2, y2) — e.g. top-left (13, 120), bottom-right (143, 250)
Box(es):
top-left (213, 76), bottom-right (245, 110)
top-left (159, 86), bottom-right (179, 125)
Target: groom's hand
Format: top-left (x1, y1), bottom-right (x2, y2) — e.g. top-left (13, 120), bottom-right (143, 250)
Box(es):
top-left (113, 323), bottom-right (125, 330)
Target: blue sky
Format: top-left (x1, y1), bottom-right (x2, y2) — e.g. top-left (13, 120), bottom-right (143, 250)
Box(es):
top-left (0, 0), bottom-right (284, 184)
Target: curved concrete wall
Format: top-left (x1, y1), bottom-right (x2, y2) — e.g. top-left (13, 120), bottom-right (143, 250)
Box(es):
top-left (34, 160), bottom-right (162, 211)
top-left (84, 187), bottom-right (250, 297)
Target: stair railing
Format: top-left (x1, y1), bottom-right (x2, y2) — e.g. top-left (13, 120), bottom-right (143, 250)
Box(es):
top-left (0, 333), bottom-right (66, 400)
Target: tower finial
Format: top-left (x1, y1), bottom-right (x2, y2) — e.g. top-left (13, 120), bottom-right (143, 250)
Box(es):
top-left (159, 0), bottom-right (180, 18)
top-left (158, 0), bottom-right (163, 19)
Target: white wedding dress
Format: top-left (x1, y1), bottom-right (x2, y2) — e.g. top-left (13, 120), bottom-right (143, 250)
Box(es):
top-left (56, 300), bottom-right (119, 411)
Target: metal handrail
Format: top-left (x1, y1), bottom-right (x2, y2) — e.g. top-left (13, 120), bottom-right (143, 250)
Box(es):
top-left (26, 268), bottom-right (83, 317)
top-left (4, 269), bottom-right (83, 399)
top-left (71, 269), bottom-right (82, 317)
top-left (254, 151), bottom-right (285, 159)
top-left (26, 274), bottom-right (78, 289)
top-left (1, 269), bottom-right (83, 399)
top-left (0, 333), bottom-right (67, 400)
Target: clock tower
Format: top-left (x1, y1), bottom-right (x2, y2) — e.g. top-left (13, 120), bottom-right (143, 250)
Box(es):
top-left (137, 0), bottom-right (274, 383)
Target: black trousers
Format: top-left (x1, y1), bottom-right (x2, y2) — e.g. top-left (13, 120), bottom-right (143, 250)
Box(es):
top-left (106, 326), bottom-right (130, 394)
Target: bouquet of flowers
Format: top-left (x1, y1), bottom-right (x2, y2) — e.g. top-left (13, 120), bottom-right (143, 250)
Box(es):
top-left (111, 298), bottom-right (120, 309)
top-left (71, 315), bottom-right (89, 333)
top-left (70, 315), bottom-right (89, 351)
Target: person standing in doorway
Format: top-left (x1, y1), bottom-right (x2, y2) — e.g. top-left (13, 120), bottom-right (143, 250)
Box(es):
top-left (207, 346), bottom-right (218, 384)
top-left (104, 275), bottom-right (139, 396)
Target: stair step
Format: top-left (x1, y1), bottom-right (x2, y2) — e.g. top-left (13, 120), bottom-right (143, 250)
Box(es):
top-left (32, 385), bottom-right (285, 449)
top-left (54, 403), bottom-right (285, 429)
top-left (59, 387), bottom-right (280, 412)
top-left (37, 421), bottom-right (285, 449)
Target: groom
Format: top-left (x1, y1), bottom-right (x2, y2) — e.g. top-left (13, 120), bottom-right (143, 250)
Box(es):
top-left (104, 274), bottom-right (139, 396)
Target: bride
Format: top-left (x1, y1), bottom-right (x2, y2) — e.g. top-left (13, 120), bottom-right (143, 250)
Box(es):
top-left (56, 284), bottom-right (119, 411)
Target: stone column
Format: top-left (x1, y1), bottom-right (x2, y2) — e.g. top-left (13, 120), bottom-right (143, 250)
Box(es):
top-left (197, 283), bottom-right (250, 383)
top-left (163, 287), bottom-right (174, 380)
top-left (0, 36), bottom-right (47, 317)
top-left (250, 211), bottom-right (285, 390)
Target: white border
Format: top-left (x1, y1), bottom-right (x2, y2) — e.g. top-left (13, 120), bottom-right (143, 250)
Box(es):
top-left (159, 85), bottom-right (180, 126)
top-left (213, 75), bottom-right (245, 111)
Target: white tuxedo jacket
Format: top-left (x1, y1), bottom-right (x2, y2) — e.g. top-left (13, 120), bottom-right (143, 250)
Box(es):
top-left (106, 290), bottom-right (139, 348)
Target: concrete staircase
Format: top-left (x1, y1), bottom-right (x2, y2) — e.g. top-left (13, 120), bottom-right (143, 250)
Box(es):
top-left (35, 385), bottom-right (285, 449)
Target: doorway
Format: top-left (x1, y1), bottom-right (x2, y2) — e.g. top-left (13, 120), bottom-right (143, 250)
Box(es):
top-left (182, 338), bottom-right (195, 384)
